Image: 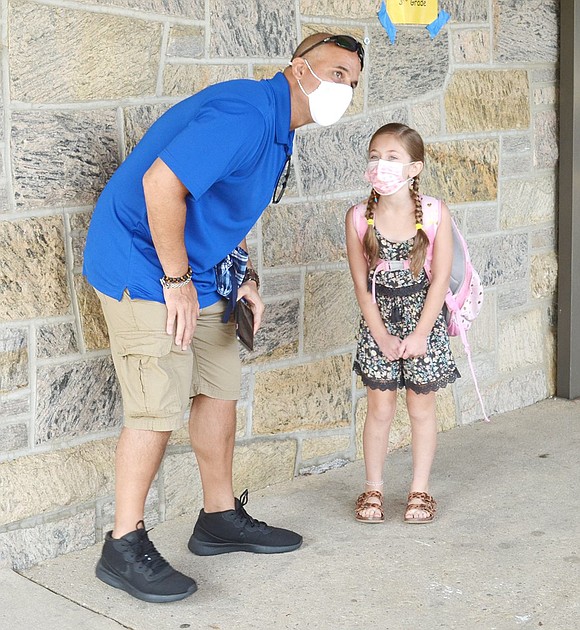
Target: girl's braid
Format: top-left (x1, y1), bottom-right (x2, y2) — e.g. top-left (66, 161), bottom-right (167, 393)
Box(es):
top-left (363, 188), bottom-right (380, 266)
top-left (409, 176), bottom-right (429, 277)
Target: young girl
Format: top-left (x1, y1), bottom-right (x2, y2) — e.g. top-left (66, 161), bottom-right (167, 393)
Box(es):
top-left (345, 123), bottom-right (460, 524)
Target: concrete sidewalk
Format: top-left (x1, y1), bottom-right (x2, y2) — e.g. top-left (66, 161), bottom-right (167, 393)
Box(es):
top-left (2, 398), bottom-right (579, 630)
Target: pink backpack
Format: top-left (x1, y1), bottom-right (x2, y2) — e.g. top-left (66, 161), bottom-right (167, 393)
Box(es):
top-left (352, 195), bottom-right (488, 421)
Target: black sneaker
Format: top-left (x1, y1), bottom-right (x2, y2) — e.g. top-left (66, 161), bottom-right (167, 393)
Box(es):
top-left (188, 489), bottom-right (303, 556)
top-left (96, 521), bottom-right (197, 603)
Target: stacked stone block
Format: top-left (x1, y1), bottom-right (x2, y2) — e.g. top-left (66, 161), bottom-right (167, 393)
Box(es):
top-left (0, 0), bottom-right (559, 568)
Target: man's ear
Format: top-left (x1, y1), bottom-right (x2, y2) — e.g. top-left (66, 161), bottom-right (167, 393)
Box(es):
top-left (290, 58), bottom-right (307, 81)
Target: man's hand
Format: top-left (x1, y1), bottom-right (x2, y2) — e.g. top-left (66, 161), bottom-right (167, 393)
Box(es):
top-left (163, 281), bottom-right (200, 350)
top-left (238, 281), bottom-right (264, 332)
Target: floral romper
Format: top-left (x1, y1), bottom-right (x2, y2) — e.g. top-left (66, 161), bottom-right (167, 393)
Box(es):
top-left (353, 228), bottom-right (460, 394)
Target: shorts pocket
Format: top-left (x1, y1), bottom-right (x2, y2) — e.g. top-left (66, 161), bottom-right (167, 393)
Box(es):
top-left (115, 331), bottom-right (189, 419)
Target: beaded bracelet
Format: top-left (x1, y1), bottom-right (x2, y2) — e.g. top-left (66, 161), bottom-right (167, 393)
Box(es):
top-left (160, 266), bottom-right (193, 289)
top-left (243, 267), bottom-right (260, 290)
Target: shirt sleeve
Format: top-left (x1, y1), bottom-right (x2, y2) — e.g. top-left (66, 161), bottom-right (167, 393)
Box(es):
top-left (159, 99), bottom-right (267, 200)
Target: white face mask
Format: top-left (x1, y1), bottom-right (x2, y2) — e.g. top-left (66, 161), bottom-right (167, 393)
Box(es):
top-left (297, 59), bottom-right (353, 126)
top-left (364, 159), bottom-right (414, 196)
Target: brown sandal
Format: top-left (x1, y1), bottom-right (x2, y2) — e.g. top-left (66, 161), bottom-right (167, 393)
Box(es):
top-left (404, 491), bottom-right (436, 524)
top-left (355, 490), bottom-right (385, 523)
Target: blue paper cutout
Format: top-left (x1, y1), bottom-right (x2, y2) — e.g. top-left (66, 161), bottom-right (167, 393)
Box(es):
top-left (377, 1), bottom-right (397, 45)
top-left (426, 10), bottom-right (451, 39)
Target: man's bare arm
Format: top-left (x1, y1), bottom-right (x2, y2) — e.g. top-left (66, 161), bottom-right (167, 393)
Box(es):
top-left (143, 158), bottom-right (198, 349)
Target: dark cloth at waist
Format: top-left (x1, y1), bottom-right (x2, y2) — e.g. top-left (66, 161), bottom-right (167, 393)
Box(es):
top-left (367, 276), bottom-right (428, 298)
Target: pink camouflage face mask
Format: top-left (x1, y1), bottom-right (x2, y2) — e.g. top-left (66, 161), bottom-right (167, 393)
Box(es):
top-left (364, 159), bottom-right (414, 195)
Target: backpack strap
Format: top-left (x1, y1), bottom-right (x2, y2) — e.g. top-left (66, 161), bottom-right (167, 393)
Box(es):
top-left (420, 195), bottom-right (441, 276)
top-left (455, 319), bottom-right (490, 422)
top-left (352, 202), bottom-right (368, 242)
top-left (351, 202), bottom-right (412, 302)
top-left (370, 259), bottom-right (411, 302)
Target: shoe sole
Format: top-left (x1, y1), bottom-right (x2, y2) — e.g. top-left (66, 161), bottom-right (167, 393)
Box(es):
top-left (95, 561), bottom-right (197, 603)
top-left (188, 536), bottom-right (302, 556)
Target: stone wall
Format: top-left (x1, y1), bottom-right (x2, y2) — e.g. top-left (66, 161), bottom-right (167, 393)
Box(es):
top-left (0, 0), bottom-right (559, 569)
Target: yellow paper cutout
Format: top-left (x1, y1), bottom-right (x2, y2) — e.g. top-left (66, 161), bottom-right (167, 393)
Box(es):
top-left (386, 0), bottom-right (438, 25)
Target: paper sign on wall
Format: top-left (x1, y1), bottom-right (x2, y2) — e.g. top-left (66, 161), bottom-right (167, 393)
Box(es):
top-left (386, 0), bottom-right (438, 25)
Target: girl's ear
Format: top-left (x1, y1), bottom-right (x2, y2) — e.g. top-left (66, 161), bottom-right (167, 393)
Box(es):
top-left (410, 161), bottom-right (424, 178)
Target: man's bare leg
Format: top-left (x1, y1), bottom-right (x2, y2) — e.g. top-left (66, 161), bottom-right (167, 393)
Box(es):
top-left (98, 425), bottom-right (196, 602)
top-left (187, 394), bottom-right (302, 555)
top-left (112, 426), bottom-right (171, 538)
top-left (188, 394), bottom-right (236, 512)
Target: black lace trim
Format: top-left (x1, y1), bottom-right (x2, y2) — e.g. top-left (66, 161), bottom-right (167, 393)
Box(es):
top-left (405, 368), bottom-right (461, 394)
top-left (354, 362), bottom-right (401, 391)
top-left (354, 363), bottom-right (461, 394)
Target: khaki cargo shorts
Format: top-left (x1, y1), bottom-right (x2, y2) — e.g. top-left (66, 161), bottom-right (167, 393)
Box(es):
top-left (96, 290), bottom-right (241, 431)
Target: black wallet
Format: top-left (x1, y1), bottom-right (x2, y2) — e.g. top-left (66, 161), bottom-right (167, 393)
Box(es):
top-left (234, 299), bottom-right (254, 351)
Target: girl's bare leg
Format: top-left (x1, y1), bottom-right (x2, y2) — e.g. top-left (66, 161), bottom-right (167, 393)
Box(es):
top-left (405, 389), bottom-right (437, 520)
top-left (358, 387), bottom-right (397, 519)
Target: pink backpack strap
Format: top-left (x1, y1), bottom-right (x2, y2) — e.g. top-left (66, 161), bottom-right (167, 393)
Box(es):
top-left (351, 202), bottom-right (411, 303)
top-left (456, 320), bottom-right (490, 422)
top-left (370, 259), bottom-right (411, 302)
top-left (352, 202), bottom-right (368, 242)
top-left (420, 196), bottom-right (441, 275)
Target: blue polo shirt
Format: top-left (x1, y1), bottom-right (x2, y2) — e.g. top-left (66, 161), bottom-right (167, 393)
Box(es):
top-left (83, 72), bottom-right (293, 308)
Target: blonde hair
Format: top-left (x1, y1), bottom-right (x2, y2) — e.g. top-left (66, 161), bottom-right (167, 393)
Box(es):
top-left (363, 123), bottom-right (429, 277)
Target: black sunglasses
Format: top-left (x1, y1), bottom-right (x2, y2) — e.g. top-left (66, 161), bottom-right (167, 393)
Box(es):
top-left (272, 154), bottom-right (292, 204)
top-left (298, 35), bottom-right (365, 71)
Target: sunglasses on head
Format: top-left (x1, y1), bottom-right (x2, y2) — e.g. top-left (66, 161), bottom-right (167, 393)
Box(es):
top-left (298, 35), bottom-right (365, 71)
